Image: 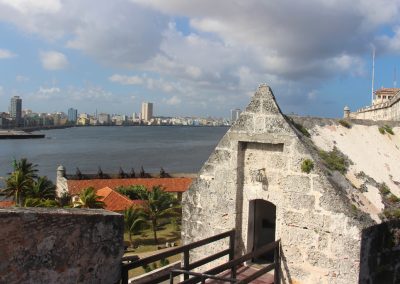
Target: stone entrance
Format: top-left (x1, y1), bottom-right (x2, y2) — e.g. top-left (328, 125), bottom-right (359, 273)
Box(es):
top-left (247, 199), bottom-right (276, 263)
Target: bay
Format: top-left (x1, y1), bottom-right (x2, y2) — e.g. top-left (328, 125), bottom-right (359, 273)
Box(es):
top-left (0, 126), bottom-right (228, 181)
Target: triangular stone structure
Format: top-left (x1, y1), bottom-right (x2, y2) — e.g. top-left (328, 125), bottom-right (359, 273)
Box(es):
top-left (182, 84), bottom-right (372, 283)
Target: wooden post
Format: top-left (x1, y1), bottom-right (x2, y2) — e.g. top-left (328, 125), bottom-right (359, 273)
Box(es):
top-left (184, 249), bottom-right (190, 280)
top-left (229, 230), bottom-right (236, 279)
top-left (274, 243), bottom-right (280, 284)
top-left (121, 265), bottom-right (128, 284)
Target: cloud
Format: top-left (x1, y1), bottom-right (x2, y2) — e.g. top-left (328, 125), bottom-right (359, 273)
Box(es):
top-left (16, 75), bottom-right (29, 82)
top-left (164, 95), bottom-right (181, 106)
top-left (0, 48), bottom-right (16, 59)
top-left (40, 51), bottom-right (68, 70)
top-left (109, 74), bottom-right (143, 85)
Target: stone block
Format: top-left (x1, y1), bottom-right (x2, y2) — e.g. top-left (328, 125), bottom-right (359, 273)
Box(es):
top-left (283, 192), bottom-right (316, 210)
top-left (262, 99), bottom-right (280, 114)
top-left (232, 113), bottom-right (254, 132)
top-left (265, 116), bottom-right (293, 134)
top-left (281, 175), bottom-right (311, 193)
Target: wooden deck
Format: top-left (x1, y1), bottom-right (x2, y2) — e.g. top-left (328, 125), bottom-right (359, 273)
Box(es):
top-left (208, 265), bottom-right (274, 284)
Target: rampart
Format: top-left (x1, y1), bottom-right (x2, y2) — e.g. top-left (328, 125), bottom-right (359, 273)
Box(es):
top-left (349, 90), bottom-right (400, 121)
top-left (0, 207), bottom-right (124, 284)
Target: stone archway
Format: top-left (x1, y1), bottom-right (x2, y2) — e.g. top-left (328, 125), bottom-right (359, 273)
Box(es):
top-left (247, 199), bottom-right (276, 263)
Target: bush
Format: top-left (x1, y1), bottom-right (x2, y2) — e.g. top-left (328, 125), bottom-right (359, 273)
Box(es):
top-left (293, 121), bottom-right (311, 137)
top-left (382, 208), bottom-right (400, 220)
top-left (378, 127), bottom-right (385, 134)
top-left (160, 258), bottom-right (170, 267)
top-left (301, 159), bottom-right (314, 174)
top-left (152, 262), bottom-right (158, 270)
top-left (384, 125), bottom-right (394, 135)
top-left (388, 194), bottom-right (400, 203)
top-left (379, 184), bottom-right (391, 195)
top-left (116, 185), bottom-right (148, 200)
top-left (338, 119), bottom-right (351, 128)
top-left (318, 147), bottom-right (349, 174)
top-left (142, 264), bottom-right (152, 273)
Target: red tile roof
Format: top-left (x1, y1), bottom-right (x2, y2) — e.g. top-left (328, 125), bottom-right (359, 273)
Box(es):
top-left (0, 201), bottom-right (15, 207)
top-left (96, 187), bottom-right (143, 212)
top-left (67, 177), bottom-right (193, 196)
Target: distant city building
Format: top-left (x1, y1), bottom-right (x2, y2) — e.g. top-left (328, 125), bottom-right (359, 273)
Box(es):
top-left (98, 113), bottom-right (111, 125)
top-left (68, 108), bottom-right (78, 122)
top-left (10, 96), bottom-right (22, 126)
top-left (141, 102), bottom-right (153, 122)
top-left (231, 108), bottom-right (242, 123)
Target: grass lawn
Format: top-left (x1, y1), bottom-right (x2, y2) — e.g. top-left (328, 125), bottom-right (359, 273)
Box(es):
top-left (124, 221), bottom-right (182, 279)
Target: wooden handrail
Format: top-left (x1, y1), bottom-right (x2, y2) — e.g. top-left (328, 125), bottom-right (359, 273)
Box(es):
top-left (121, 229), bottom-right (235, 284)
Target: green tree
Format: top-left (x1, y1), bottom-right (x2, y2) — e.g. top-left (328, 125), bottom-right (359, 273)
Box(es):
top-left (12, 158), bottom-right (38, 182)
top-left (124, 206), bottom-right (146, 246)
top-left (117, 185), bottom-right (148, 200)
top-left (24, 198), bottom-right (59, 208)
top-left (25, 176), bottom-right (56, 200)
top-left (1, 170), bottom-right (31, 206)
top-left (73, 187), bottom-right (105, 209)
top-left (139, 186), bottom-right (180, 245)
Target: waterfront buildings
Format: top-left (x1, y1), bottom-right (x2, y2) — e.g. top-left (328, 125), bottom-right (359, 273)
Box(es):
top-left (231, 108), bottom-right (242, 123)
top-left (141, 102), bottom-right (153, 122)
top-left (98, 113), bottom-right (111, 125)
top-left (10, 96), bottom-right (22, 126)
top-left (68, 108), bottom-right (78, 122)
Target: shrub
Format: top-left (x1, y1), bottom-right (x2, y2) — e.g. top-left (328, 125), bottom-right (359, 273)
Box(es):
top-left (338, 119), bottom-right (351, 128)
top-left (318, 147), bottom-right (349, 174)
top-left (384, 125), bottom-right (394, 135)
top-left (379, 127), bottom-right (385, 134)
top-left (293, 121), bottom-right (311, 137)
top-left (382, 209), bottom-right (400, 220)
top-left (379, 184), bottom-right (391, 195)
top-left (388, 194), bottom-right (400, 203)
top-left (142, 264), bottom-right (152, 273)
top-left (116, 185), bottom-right (148, 200)
top-left (152, 262), bottom-right (158, 270)
top-left (160, 258), bottom-right (170, 267)
top-left (301, 159), bottom-right (314, 174)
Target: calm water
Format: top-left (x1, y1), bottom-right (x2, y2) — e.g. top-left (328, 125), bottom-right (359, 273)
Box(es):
top-left (0, 126), bottom-right (228, 181)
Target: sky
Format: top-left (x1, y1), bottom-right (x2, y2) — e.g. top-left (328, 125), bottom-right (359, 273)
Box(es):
top-left (1, 0), bottom-right (400, 118)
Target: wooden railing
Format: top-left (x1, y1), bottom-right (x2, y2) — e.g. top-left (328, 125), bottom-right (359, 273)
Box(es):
top-left (175, 239), bottom-right (280, 284)
top-left (120, 229), bottom-right (236, 284)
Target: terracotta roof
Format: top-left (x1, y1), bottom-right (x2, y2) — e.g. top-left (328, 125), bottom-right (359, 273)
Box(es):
top-left (96, 187), bottom-right (143, 212)
top-left (67, 177), bottom-right (193, 196)
top-left (0, 201), bottom-right (15, 207)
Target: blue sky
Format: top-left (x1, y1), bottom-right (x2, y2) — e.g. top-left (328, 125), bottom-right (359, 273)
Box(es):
top-left (0, 0), bottom-right (400, 118)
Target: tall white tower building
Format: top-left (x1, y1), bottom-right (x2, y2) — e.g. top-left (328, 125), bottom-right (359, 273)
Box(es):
top-left (141, 102), bottom-right (153, 122)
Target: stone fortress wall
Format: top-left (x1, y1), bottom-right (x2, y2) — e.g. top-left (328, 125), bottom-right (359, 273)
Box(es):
top-left (346, 89), bottom-right (400, 121)
top-left (182, 85), bottom-right (374, 283)
top-left (0, 207), bottom-right (124, 284)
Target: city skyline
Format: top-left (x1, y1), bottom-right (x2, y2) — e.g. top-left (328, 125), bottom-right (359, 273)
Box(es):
top-left (0, 1), bottom-right (400, 118)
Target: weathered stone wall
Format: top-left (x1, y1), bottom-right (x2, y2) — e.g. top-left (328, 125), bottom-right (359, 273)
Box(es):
top-left (349, 91), bottom-right (400, 121)
top-left (182, 84), bottom-right (372, 283)
top-left (0, 207), bottom-right (124, 284)
top-left (359, 220), bottom-right (400, 284)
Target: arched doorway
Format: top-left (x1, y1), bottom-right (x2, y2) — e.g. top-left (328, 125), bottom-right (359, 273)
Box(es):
top-left (247, 199), bottom-right (276, 263)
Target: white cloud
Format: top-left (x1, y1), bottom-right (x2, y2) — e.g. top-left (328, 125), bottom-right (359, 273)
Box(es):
top-left (164, 95), bottom-right (181, 105)
top-left (40, 51), bottom-right (68, 70)
top-left (0, 0), bottom-right (61, 14)
top-left (0, 48), bottom-right (16, 59)
top-left (16, 75), bottom-right (29, 82)
top-left (109, 74), bottom-right (143, 85)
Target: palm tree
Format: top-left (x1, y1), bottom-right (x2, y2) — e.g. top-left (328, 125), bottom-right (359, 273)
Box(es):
top-left (25, 176), bottom-right (56, 200)
top-left (124, 206), bottom-right (146, 246)
top-left (13, 158), bottom-right (38, 182)
top-left (1, 170), bottom-right (31, 206)
top-left (73, 187), bottom-right (105, 209)
top-left (139, 186), bottom-right (180, 245)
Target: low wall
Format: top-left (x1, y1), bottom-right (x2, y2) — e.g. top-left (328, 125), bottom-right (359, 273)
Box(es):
top-left (350, 92), bottom-right (400, 121)
top-left (359, 220), bottom-right (400, 283)
top-left (0, 207), bottom-right (124, 284)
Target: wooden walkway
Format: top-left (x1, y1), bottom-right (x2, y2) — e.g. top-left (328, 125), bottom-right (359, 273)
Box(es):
top-left (207, 265), bottom-right (274, 284)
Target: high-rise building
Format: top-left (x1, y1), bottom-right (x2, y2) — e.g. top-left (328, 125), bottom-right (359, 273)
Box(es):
top-left (10, 96), bottom-right (22, 126)
top-left (68, 108), bottom-right (78, 122)
top-left (231, 108), bottom-right (241, 123)
top-left (141, 102), bottom-right (153, 122)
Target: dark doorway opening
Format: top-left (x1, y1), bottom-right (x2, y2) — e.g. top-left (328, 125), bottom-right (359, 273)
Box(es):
top-left (247, 199), bottom-right (276, 263)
